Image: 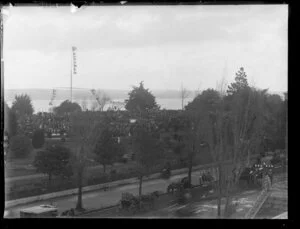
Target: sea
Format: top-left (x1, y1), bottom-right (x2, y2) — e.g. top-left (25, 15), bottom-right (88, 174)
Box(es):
top-left (5, 98), bottom-right (194, 114)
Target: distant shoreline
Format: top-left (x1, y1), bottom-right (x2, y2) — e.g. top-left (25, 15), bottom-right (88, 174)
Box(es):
top-left (4, 88), bottom-right (196, 101)
top-left (5, 98), bottom-right (194, 113)
top-left (4, 88), bottom-right (285, 101)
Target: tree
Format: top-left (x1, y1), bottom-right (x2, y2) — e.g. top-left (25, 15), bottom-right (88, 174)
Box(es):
top-left (10, 134), bottom-right (32, 158)
top-left (93, 127), bottom-right (121, 173)
top-left (183, 111), bottom-right (211, 187)
top-left (11, 94), bottom-right (34, 117)
top-left (227, 67), bottom-right (249, 95)
top-left (185, 88), bottom-right (221, 112)
top-left (53, 100), bottom-right (82, 115)
top-left (33, 145), bottom-right (72, 185)
top-left (70, 111), bottom-right (101, 211)
top-left (4, 102), bottom-right (18, 137)
top-left (91, 101), bottom-right (99, 111)
top-left (220, 87), bottom-right (268, 217)
top-left (90, 89), bottom-right (111, 111)
top-left (132, 124), bottom-right (164, 197)
top-left (200, 69), bottom-right (267, 218)
top-left (80, 97), bottom-right (88, 111)
top-left (32, 129), bottom-right (45, 149)
top-left (180, 83), bottom-right (190, 110)
top-left (125, 81), bottom-right (159, 113)
top-left (263, 93), bottom-right (285, 150)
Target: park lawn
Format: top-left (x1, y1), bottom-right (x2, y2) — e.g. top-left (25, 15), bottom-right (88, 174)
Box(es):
top-left (5, 137), bottom-right (100, 178)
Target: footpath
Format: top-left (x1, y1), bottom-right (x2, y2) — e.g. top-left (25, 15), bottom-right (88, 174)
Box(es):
top-left (5, 163), bottom-right (121, 183)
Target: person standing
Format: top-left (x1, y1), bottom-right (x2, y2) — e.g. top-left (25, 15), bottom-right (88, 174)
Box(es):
top-left (199, 171), bottom-right (203, 186)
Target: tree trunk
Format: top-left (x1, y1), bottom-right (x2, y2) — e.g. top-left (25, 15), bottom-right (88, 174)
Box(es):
top-left (76, 169), bottom-right (83, 211)
top-left (223, 180), bottom-right (232, 218)
top-left (103, 164), bottom-right (106, 173)
top-left (48, 173), bottom-right (52, 187)
top-left (188, 155), bottom-right (193, 187)
top-left (139, 175), bottom-right (143, 197)
top-left (217, 163), bottom-right (222, 218)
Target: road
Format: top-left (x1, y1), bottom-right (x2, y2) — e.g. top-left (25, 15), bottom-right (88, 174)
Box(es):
top-left (82, 170), bottom-right (287, 218)
top-left (136, 189), bottom-right (262, 218)
top-left (4, 170), bottom-right (203, 218)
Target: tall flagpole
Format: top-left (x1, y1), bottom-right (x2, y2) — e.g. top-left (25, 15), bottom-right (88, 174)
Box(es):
top-left (71, 47), bottom-right (73, 102)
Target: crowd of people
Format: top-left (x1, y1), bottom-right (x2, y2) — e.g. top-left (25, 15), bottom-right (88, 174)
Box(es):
top-left (18, 112), bottom-right (71, 137)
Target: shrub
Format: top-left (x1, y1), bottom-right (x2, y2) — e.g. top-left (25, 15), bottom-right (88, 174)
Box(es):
top-left (32, 129), bottom-right (45, 149)
top-left (47, 132), bottom-right (52, 138)
top-left (10, 134), bottom-right (32, 158)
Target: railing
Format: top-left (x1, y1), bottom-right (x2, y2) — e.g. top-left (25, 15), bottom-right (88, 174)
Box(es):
top-left (244, 188), bottom-right (270, 219)
top-left (272, 211), bottom-right (287, 219)
top-left (244, 175), bottom-right (272, 219)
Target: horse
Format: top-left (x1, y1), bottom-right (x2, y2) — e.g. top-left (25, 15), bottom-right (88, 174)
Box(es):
top-left (167, 182), bottom-right (183, 194)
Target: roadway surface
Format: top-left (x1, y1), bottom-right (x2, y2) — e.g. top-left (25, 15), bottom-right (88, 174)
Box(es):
top-left (4, 170), bottom-right (203, 218)
top-left (82, 169), bottom-right (287, 218)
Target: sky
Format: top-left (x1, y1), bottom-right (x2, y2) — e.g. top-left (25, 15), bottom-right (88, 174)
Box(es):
top-left (3, 4), bottom-right (288, 92)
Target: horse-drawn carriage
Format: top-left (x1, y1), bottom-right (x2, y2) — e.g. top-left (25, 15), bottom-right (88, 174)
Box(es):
top-left (167, 177), bottom-right (191, 194)
top-left (119, 191), bottom-right (161, 214)
top-left (239, 161), bottom-right (274, 187)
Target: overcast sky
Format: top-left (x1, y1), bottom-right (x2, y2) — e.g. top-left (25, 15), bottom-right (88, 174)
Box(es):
top-left (3, 4), bottom-right (287, 92)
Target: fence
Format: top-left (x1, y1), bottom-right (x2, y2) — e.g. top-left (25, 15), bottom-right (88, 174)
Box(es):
top-left (244, 174), bottom-right (272, 219)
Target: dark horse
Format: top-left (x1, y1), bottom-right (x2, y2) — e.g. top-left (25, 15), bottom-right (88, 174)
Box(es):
top-left (120, 192), bottom-right (160, 212)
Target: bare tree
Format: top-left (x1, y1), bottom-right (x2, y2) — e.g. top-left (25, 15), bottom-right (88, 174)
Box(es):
top-left (180, 83), bottom-right (190, 110)
top-left (216, 77), bottom-right (228, 98)
top-left (194, 82), bottom-right (202, 98)
top-left (90, 89), bottom-right (111, 111)
top-left (80, 97), bottom-right (88, 111)
top-left (198, 71), bottom-right (266, 218)
top-left (90, 101), bottom-right (99, 111)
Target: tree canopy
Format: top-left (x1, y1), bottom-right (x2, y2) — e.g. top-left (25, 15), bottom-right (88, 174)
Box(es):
top-left (4, 102), bottom-right (18, 137)
top-left (185, 88), bottom-right (221, 112)
top-left (125, 81), bottom-right (159, 113)
top-left (10, 134), bottom-right (32, 158)
top-left (32, 129), bottom-right (45, 149)
top-left (93, 127), bottom-right (122, 173)
top-left (54, 100), bottom-right (82, 115)
top-left (33, 145), bottom-right (73, 182)
top-left (132, 124), bottom-right (164, 196)
top-left (11, 94), bottom-right (34, 117)
top-left (227, 67), bottom-right (249, 95)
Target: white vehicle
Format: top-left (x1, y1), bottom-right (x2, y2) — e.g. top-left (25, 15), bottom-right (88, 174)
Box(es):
top-left (20, 205), bottom-right (58, 218)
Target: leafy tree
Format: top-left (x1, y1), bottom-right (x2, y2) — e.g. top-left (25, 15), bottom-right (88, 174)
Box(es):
top-left (70, 111), bottom-right (101, 211)
top-left (10, 134), bottom-right (32, 158)
top-left (263, 93), bottom-right (285, 150)
top-left (54, 100), bottom-right (82, 115)
top-left (11, 94), bottom-right (34, 117)
top-left (227, 67), bottom-right (249, 95)
top-left (32, 129), bottom-right (45, 149)
top-left (4, 102), bottom-right (18, 137)
top-left (33, 145), bottom-right (72, 185)
top-left (93, 127), bottom-right (121, 173)
top-left (125, 81), bottom-right (159, 113)
top-left (185, 88), bottom-right (221, 112)
top-left (132, 124), bottom-right (164, 197)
